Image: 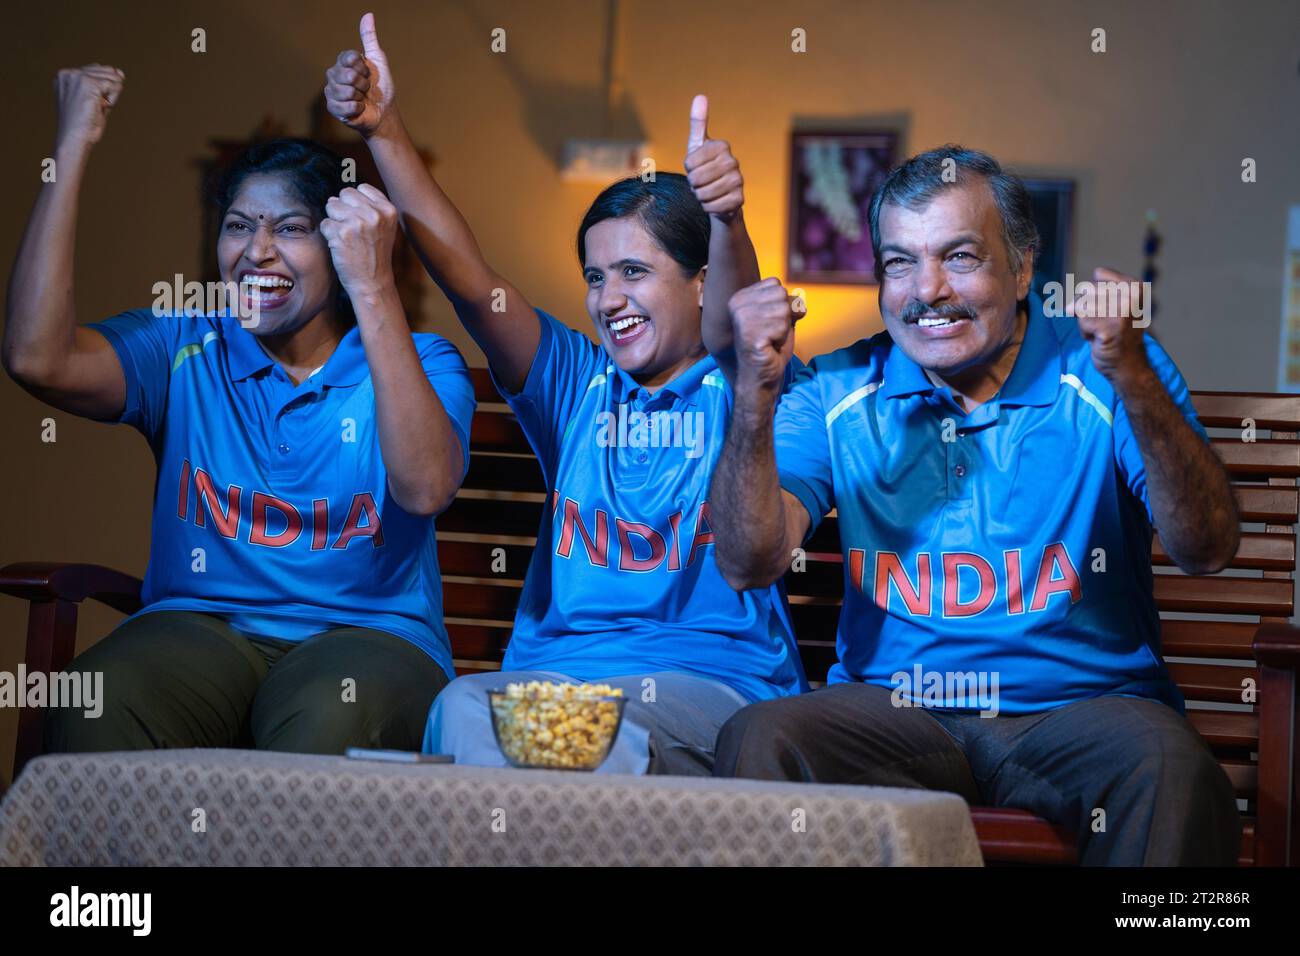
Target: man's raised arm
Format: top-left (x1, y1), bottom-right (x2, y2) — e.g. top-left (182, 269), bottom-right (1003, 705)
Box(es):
top-left (710, 278), bottom-right (810, 590)
top-left (1071, 267), bottom-right (1239, 574)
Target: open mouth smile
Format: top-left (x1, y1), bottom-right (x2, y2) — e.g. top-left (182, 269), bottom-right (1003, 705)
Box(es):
top-left (909, 313), bottom-right (973, 337)
top-left (605, 314), bottom-right (650, 345)
top-left (239, 270), bottom-right (295, 310)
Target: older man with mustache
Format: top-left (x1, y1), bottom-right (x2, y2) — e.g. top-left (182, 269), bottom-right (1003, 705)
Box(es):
top-left (707, 145), bottom-right (1242, 865)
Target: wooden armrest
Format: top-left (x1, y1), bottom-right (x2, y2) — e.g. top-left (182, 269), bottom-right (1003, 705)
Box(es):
top-left (0, 562), bottom-right (143, 615)
top-left (1255, 623), bottom-right (1300, 670)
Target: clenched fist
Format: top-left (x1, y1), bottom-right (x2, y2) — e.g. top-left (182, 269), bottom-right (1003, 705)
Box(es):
top-left (55, 64), bottom-right (125, 150)
top-left (1065, 267), bottom-right (1151, 382)
top-left (730, 277), bottom-right (799, 396)
top-left (319, 184), bottom-right (399, 298)
top-left (324, 12), bottom-right (395, 137)
top-left (684, 95), bottom-right (743, 222)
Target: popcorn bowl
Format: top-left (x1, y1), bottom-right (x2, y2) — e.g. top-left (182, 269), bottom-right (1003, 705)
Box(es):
top-left (488, 682), bottom-right (628, 770)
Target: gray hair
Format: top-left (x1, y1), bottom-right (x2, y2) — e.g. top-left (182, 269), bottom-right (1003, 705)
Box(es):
top-left (867, 144), bottom-right (1039, 282)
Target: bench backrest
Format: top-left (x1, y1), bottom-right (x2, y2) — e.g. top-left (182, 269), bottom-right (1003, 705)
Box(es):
top-left (439, 369), bottom-right (1300, 841)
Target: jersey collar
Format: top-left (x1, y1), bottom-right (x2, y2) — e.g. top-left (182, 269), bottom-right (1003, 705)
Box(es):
top-left (609, 349), bottom-right (719, 408)
top-left (225, 319), bottom-right (276, 381)
top-left (224, 318), bottom-right (367, 387)
top-left (879, 293), bottom-right (1061, 408)
top-left (316, 325), bottom-right (368, 387)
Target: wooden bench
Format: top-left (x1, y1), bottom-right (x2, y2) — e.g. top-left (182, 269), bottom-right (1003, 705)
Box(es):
top-left (4, 369), bottom-right (1298, 866)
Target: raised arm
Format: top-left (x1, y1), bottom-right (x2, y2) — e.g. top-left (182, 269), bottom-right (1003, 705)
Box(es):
top-left (324, 13), bottom-right (538, 393)
top-left (321, 183), bottom-right (465, 516)
top-left (710, 278), bottom-right (810, 589)
top-left (3, 65), bottom-right (129, 419)
top-left (1070, 267), bottom-right (1239, 574)
top-left (684, 95), bottom-right (759, 386)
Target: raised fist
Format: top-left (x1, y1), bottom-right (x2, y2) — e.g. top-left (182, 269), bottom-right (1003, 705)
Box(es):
top-left (1065, 267), bottom-right (1151, 382)
top-left (730, 277), bottom-right (799, 394)
top-left (55, 64), bottom-right (125, 149)
top-left (319, 183), bottom-right (399, 297)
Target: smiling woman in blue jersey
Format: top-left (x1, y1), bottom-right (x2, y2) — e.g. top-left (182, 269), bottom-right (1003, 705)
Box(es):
top-left (323, 14), bottom-right (807, 775)
top-left (3, 64), bottom-right (475, 754)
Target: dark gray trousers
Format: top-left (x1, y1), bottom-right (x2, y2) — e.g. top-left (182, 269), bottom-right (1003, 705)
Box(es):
top-left (44, 610), bottom-right (448, 755)
top-left (713, 682), bottom-right (1241, 866)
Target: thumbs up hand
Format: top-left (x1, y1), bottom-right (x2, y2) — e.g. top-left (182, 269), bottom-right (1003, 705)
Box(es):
top-left (684, 94), bottom-right (744, 223)
top-left (324, 12), bottom-right (396, 137)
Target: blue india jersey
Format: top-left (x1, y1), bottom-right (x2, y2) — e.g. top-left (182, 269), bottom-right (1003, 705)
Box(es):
top-left (774, 296), bottom-right (1204, 714)
top-left (494, 310), bottom-right (808, 702)
top-left (90, 308), bottom-right (475, 680)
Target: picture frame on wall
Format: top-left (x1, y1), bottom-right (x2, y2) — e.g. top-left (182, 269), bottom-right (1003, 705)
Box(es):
top-left (787, 130), bottom-right (899, 285)
top-left (1020, 177), bottom-right (1076, 300)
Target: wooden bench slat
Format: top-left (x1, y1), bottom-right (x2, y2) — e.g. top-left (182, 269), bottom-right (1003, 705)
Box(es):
top-left (1222, 758), bottom-right (1258, 799)
top-left (1186, 710), bottom-right (1258, 750)
top-left (1153, 530), bottom-right (1294, 571)
top-left (1153, 574), bottom-right (1293, 616)
top-left (1234, 485), bottom-right (1300, 523)
top-left (446, 621), bottom-right (510, 660)
top-left (1158, 619), bottom-right (1260, 657)
top-left (438, 540), bottom-right (534, 579)
top-left (441, 497), bottom-right (543, 538)
top-left (442, 581), bottom-right (521, 621)
top-left (968, 807), bottom-right (1257, 865)
top-left (1212, 439), bottom-right (1300, 477)
top-left (463, 455), bottom-right (546, 494)
top-left (469, 411), bottom-right (532, 455)
top-left (1164, 661), bottom-right (1259, 705)
top-left (968, 808), bottom-right (1077, 865)
top-left (1192, 391), bottom-right (1300, 430)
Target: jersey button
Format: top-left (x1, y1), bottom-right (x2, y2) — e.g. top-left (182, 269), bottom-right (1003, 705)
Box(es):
top-left (638, 452), bottom-right (648, 463)
top-left (278, 442), bottom-right (291, 455)
top-left (954, 464), bottom-right (966, 478)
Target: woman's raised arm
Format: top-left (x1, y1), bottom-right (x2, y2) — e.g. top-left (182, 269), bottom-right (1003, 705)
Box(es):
top-left (4, 65), bottom-right (129, 419)
top-left (324, 13), bottom-right (540, 393)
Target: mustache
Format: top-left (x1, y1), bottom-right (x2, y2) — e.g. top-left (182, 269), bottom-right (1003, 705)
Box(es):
top-left (899, 301), bottom-right (977, 323)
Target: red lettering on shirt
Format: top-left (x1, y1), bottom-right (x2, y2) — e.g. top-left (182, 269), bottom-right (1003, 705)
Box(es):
top-left (942, 552), bottom-right (996, 617)
top-left (1029, 541), bottom-right (1082, 611)
top-left (874, 551), bottom-right (932, 616)
top-left (249, 492), bottom-right (304, 548)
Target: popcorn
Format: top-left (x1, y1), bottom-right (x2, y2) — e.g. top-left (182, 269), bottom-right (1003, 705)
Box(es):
top-left (489, 681), bottom-right (626, 770)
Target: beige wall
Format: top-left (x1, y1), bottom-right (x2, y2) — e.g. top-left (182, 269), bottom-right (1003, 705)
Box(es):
top-left (2, 0), bottom-right (1297, 782)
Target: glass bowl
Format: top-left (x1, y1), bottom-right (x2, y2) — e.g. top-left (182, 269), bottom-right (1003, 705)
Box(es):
top-left (488, 684), bottom-right (627, 770)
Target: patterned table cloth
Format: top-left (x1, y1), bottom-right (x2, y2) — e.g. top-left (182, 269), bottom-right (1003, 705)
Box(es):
top-left (0, 749), bottom-right (983, 866)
